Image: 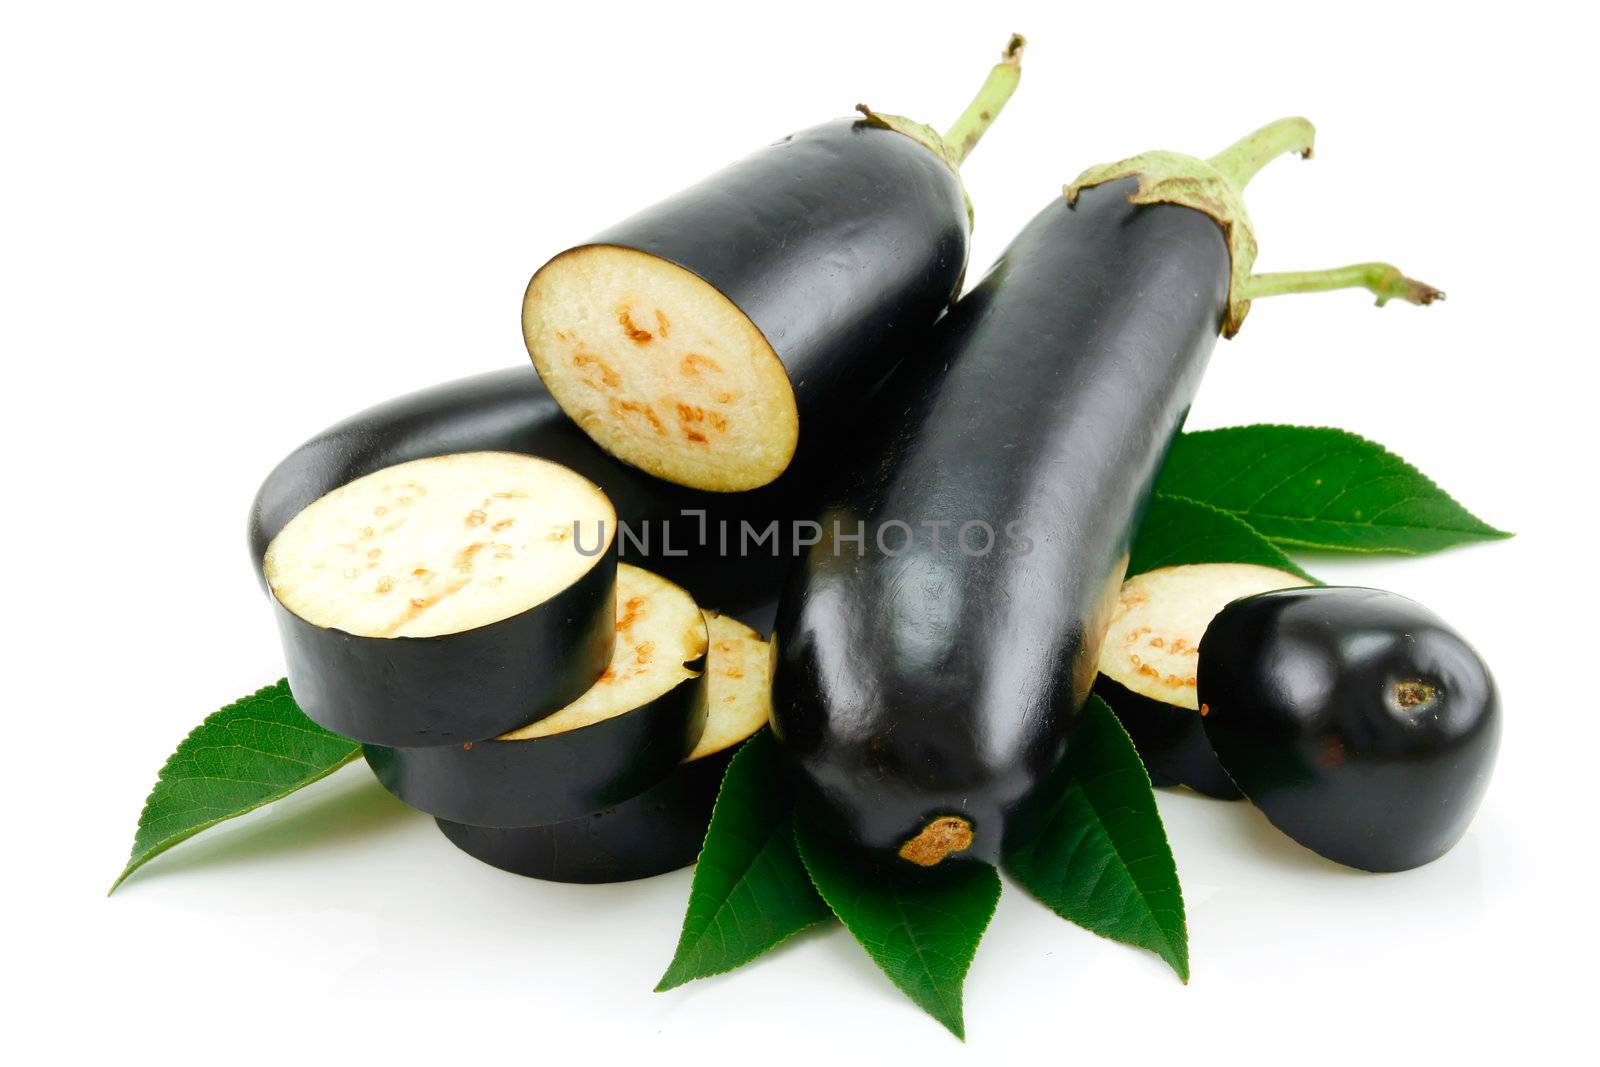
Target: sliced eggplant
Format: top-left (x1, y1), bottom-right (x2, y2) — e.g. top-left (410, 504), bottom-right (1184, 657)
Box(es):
top-left (264, 451), bottom-right (617, 746)
top-left (524, 39), bottom-right (1026, 492)
top-left (249, 365), bottom-right (841, 634)
top-left (1094, 564), bottom-right (1311, 799)
top-left (364, 563), bottom-right (710, 827)
top-left (436, 612), bottom-right (773, 883)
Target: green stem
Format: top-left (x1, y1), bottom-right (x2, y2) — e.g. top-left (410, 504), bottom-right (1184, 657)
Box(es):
top-left (1206, 117), bottom-right (1316, 192)
top-left (1241, 263), bottom-right (1445, 307)
top-left (942, 33), bottom-right (1026, 166)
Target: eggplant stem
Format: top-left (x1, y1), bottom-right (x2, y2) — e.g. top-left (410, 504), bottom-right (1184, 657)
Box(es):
top-left (942, 33), bottom-right (1026, 167)
top-left (1242, 263), bottom-right (1445, 307)
top-left (1207, 117), bottom-right (1316, 192)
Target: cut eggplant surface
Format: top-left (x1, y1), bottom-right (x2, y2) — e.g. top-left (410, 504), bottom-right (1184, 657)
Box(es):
top-left (436, 612), bottom-right (774, 883)
top-left (523, 119), bottom-right (970, 494)
top-left (1095, 564), bottom-right (1312, 799)
top-left (528, 247), bottom-right (799, 492)
top-left (264, 451), bottom-right (618, 746)
top-left (364, 564), bottom-right (710, 827)
top-left (248, 365), bottom-right (854, 634)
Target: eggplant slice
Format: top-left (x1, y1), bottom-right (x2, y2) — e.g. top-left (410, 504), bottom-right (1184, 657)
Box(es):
top-left (264, 451), bottom-right (618, 746)
top-left (364, 564), bottom-right (710, 827)
top-left (1095, 563), bottom-right (1311, 798)
top-left (436, 612), bottom-right (774, 882)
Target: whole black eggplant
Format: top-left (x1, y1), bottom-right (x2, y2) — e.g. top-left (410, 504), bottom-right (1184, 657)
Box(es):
top-left (523, 38), bottom-right (1024, 492)
top-left (771, 119), bottom-right (1443, 867)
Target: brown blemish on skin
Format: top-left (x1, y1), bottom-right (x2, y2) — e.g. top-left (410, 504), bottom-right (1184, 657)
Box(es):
top-left (493, 490), bottom-right (527, 500)
top-left (376, 577), bottom-right (394, 594)
top-left (680, 352), bottom-right (721, 376)
top-left (381, 579), bottom-right (470, 636)
top-left (1395, 679), bottom-right (1437, 710)
top-left (616, 595), bottom-right (647, 633)
top-left (634, 640), bottom-right (655, 666)
top-left (618, 308), bottom-right (653, 343)
top-left (898, 816), bottom-right (974, 867)
top-left (464, 509), bottom-right (487, 528)
top-left (655, 310), bottom-right (671, 337)
top-left (610, 398), bottom-right (665, 435)
top-left (453, 542), bottom-right (486, 573)
top-left (574, 352), bottom-right (622, 389)
top-left (684, 430), bottom-right (708, 443)
top-left (491, 518), bottom-right (514, 532)
top-left (373, 506), bottom-right (388, 517)
top-left (713, 390), bottom-right (734, 404)
top-left (367, 548), bottom-right (381, 559)
top-left (413, 567), bottom-right (432, 581)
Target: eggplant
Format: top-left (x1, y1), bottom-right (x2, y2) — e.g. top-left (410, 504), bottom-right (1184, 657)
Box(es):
top-left (523, 37), bottom-right (1025, 492)
top-left (363, 564), bottom-right (709, 827)
top-left (250, 365), bottom-right (836, 635)
top-left (1094, 563), bottom-right (1311, 799)
top-left (771, 118), bottom-right (1443, 868)
top-left (264, 451), bottom-right (617, 746)
top-left (435, 612), bottom-right (773, 882)
top-left (1199, 586), bottom-right (1499, 872)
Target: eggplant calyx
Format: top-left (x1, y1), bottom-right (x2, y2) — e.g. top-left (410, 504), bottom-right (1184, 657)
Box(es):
top-left (855, 33), bottom-right (1026, 230)
top-left (1064, 117), bottom-right (1316, 337)
top-left (897, 815), bottom-right (975, 866)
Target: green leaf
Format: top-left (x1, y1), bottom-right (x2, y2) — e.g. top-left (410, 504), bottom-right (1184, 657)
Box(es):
top-left (1131, 493), bottom-right (1316, 582)
top-left (110, 680), bottom-right (360, 894)
top-left (1004, 695), bottom-right (1189, 981)
top-left (1155, 424), bottom-right (1510, 554)
top-left (656, 730), bottom-right (832, 991)
top-left (795, 819), bottom-right (1000, 1040)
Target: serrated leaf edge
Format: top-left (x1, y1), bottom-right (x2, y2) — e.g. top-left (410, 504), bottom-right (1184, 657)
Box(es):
top-left (794, 821), bottom-right (1000, 1041)
top-left (109, 680), bottom-right (360, 894)
top-left (1167, 424), bottom-right (1512, 548)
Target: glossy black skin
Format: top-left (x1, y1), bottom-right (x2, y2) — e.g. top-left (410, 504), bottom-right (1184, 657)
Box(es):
top-left (249, 366), bottom-right (841, 634)
top-left (1094, 676), bottom-right (1243, 800)
top-left (434, 744), bottom-right (736, 883)
top-left (363, 663), bottom-right (708, 827)
top-left (273, 548), bottom-right (616, 747)
top-left (1199, 587), bottom-right (1499, 872)
top-left (576, 118), bottom-right (969, 426)
top-left (772, 181), bottom-right (1230, 865)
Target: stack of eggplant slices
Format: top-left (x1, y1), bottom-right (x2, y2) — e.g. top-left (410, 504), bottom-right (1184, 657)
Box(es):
top-left (250, 36), bottom-right (1456, 883)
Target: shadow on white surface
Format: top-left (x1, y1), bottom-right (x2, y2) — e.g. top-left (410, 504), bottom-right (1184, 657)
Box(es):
top-left (112, 764), bottom-right (414, 893)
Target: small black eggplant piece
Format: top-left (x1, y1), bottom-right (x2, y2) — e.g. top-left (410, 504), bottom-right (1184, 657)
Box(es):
top-left (772, 118), bottom-right (1443, 868)
top-left (249, 365), bottom-right (836, 635)
top-left (524, 37), bottom-right (1025, 492)
top-left (435, 612), bottom-right (772, 882)
top-left (364, 564), bottom-right (709, 827)
top-left (1199, 586), bottom-right (1500, 872)
top-left (1095, 563), bottom-right (1311, 799)
top-left (264, 452), bottom-right (618, 746)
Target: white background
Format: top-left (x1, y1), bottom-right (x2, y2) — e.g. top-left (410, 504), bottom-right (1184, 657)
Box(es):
top-left (3, 1), bottom-right (1593, 1062)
